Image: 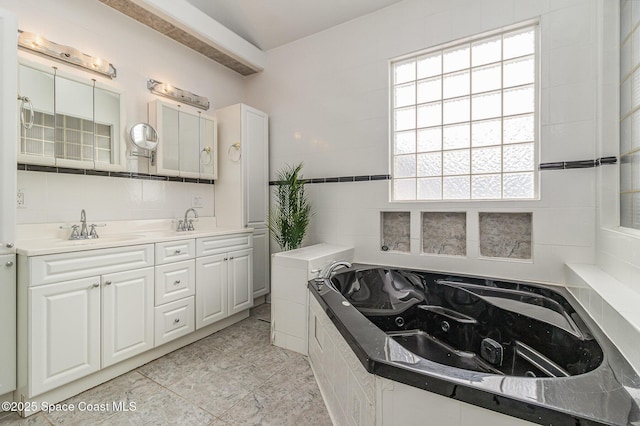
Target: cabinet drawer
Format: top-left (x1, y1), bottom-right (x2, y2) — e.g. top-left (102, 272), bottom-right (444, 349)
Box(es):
top-left (155, 239), bottom-right (195, 264)
top-left (29, 244), bottom-right (154, 286)
top-left (155, 297), bottom-right (195, 347)
top-left (196, 233), bottom-right (252, 257)
top-left (155, 260), bottom-right (195, 306)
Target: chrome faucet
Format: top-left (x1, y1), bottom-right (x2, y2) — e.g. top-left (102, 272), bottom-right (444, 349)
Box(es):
top-left (177, 208), bottom-right (199, 232)
top-left (321, 261), bottom-right (352, 279)
top-left (61, 209), bottom-right (105, 240)
top-left (314, 261), bottom-right (352, 291)
top-left (79, 209), bottom-right (88, 238)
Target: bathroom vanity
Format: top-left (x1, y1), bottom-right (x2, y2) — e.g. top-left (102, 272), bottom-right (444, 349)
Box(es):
top-left (13, 220), bottom-right (253, 416)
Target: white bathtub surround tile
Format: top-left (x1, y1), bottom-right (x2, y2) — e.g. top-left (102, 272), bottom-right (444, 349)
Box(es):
top-left (479, 212), bottom-right (532, 259)
top-left (565, 264), bottom-right (640, 375)
top-left (381, 211), bottom-right (411, 253)
top-left (422, 212), bottom-right (467, 256)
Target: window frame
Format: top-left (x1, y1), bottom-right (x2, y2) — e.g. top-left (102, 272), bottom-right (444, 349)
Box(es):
top-left (389, 20), bottom-right (541, 202)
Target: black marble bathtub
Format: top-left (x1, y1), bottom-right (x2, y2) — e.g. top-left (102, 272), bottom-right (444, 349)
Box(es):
top-left (309, 264), bottom-right (640, 425)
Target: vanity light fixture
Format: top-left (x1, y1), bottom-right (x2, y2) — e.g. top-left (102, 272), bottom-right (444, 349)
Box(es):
top-left (147, 79), bottom-right (210, 110)
top-left (17, 30), bottom-right (117, 79)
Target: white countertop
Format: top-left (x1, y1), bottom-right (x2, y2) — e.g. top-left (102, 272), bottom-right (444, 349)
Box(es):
top-left (15, 217), bottom-right (253, 256)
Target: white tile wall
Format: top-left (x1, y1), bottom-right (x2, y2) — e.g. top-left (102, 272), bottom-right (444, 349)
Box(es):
top-left (248, 0), bottom-right (600, 284)
top-left (16, 171), bottom-right (214, 224)
top-left (6, 0), bottom-right (244, 223)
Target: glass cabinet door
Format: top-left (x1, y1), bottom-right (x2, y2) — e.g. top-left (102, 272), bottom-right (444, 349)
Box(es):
top-left (159, 104), bottom-right (180, 175)
top-left (18, 64), bottom-right (55, 165)
top-left (54, 75), bottom-right (94, 169)
top-left (179, 110), bottom-right (200, 178)
top-left (94, 86), bottom-right (121, 169)
top-left (199, 116), bottom-right (217, 179)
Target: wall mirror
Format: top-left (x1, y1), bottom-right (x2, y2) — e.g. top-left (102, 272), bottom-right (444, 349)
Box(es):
top-left (17, 61), bottom-right (124, 171)
top-left (129, 123), bottom-right (159, 166)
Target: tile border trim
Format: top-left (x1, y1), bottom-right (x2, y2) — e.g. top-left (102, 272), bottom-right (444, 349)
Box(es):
top-left (539, 156), bottom-right (617, 170)
top-left (17, 163), bottom-right (215, 185)
top-left (269, 174), bottom-right (391, 186)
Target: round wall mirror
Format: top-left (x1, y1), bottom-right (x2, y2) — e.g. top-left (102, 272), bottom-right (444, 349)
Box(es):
top-left (129, 123), bottom-right (159, 151)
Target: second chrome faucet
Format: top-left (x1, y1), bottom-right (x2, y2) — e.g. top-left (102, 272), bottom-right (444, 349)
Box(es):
top-left (176, 208), bottom-right (198, 232)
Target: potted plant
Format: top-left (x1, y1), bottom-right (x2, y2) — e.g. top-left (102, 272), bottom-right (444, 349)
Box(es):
top-left (268, 163), bottom-right (313, 251)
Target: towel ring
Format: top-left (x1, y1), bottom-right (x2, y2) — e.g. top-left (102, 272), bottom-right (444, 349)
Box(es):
top-left (227, 143), bottom-right (241, 162)
top-left (18, 95), bottom-right (34, 130)
top-left (200, 146), bottom-right (212, 165)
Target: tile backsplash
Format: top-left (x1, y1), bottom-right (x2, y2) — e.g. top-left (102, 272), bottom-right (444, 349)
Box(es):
top-left (479, 212), bottom-right (532, 260)
top-left (422, 212), bottom-right (466, 256)
top-left (16, 170), bottom-right (214, 224)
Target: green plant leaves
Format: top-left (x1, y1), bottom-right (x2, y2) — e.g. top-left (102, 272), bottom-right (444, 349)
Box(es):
top-left (267, 163), bottom-right (313, 251)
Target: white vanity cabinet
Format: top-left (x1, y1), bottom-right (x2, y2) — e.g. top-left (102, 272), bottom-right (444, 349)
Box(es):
top-left (30, 276), bottom-right (101, 396)
top-left (101, 268), bottom-right (154, 367)
top-left (24, 244), bottom-right (155, 397)
top-left (149, 100), bottom-right (218, 179)
top-left (195, 234), bottom-right (253, 329)
top-left (214, 104), bottom-right (269, 299)
top-left (153, 240), bottom-right (196, 346)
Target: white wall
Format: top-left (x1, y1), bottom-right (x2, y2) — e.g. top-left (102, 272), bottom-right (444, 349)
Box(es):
top-left (6, 0), bottom-right (245, 224)
top-left (246, 0), bottom-right (599, 284)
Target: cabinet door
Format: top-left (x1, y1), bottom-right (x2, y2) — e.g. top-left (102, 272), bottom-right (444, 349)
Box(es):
top-left (199, 116), bottom-right (217, 179)
top-left (157, 103), bottom-right (180, 176)
top-left (102, 268), bottom-right (154, 368)
top-left (18, 64), bottom-right (55, 166)
top-left (243, 106), bottom-right (269, 226)
top-left (29, 276), bottom-right (101, 397)
top-left (0, 255), bottom-right (16, 395)
top-left (196, 254), bottom-right (228, 329)
top-left (228, 248), bottom-right (253, 315)
top-left (252, 228), bottom-right (269, 298)
top-left (179, 110), bottom-right (200, 178)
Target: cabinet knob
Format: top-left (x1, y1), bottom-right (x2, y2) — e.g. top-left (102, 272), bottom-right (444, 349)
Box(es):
top-left (175, 249), bottom-right (182, 254)
top-left (174, 318), bottom-right (180, 323)
top-left (229, 256), bottom-right (234, 260)
top-left (6, 242), bottom-right (14, 248)
top-left (5, 261), bottom-right (14, 267)
top-left (174, 280), bottom-right (181, 285)
top-left (92, 283), bottom-right (100, 288)
top-left (105, 280), bottom-right (113, 286)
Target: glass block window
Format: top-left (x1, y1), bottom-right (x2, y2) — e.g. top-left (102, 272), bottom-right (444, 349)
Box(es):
top-left (620, 0), bottom-right (640, 230)
top-left (391, 24), bottom-right (538, 201)
top-left (20, 110), bottom-right (112, 163)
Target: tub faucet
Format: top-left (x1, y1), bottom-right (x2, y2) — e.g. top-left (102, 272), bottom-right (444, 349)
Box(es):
top-left (314, 261), bottom-right (351, 291)
top-left (321, 261), bottom-right (352, 279)
top-left (177, 208), bottom-right (199, 232)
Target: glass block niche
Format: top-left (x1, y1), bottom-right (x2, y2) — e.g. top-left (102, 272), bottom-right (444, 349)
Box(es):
top-left (381, 212), bottom-right (410, 253)
top-left (422, 212), bottom-right (466, 256)
top-left (479, 212), bottom-right (532, 259)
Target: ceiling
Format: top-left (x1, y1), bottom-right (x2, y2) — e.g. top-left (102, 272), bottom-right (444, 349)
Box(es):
top-left (185, 0), bottom-right (405, 51)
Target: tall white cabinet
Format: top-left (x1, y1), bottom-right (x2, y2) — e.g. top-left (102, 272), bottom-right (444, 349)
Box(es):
top-left (215, 104), bottom-right (270, 299)
top-left (0, 8), bottom-right (17, 400)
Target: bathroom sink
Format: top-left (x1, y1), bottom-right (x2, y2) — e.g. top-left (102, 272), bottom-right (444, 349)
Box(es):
top-left (51, 233), bottom-right (147, 246)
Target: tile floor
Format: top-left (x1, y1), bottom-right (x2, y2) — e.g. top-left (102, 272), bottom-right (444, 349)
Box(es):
top-left (0, 303), bottom-right (332, 425)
